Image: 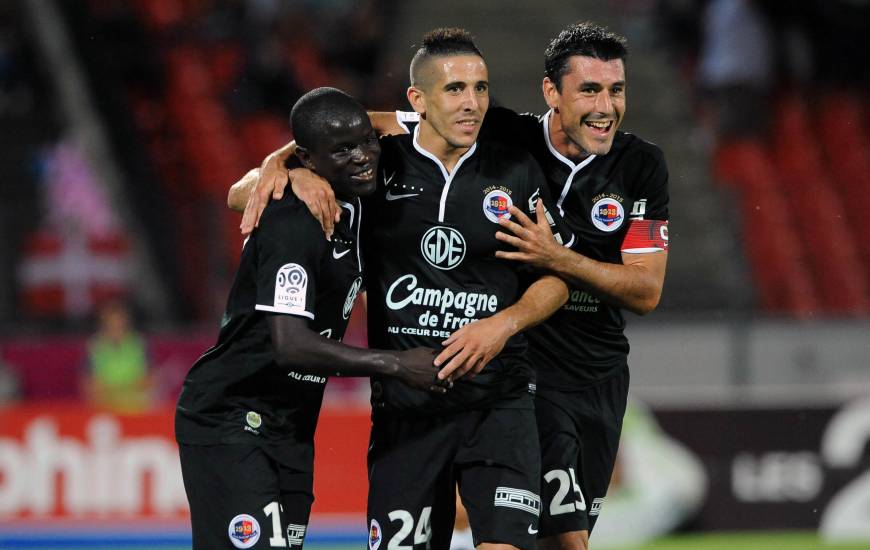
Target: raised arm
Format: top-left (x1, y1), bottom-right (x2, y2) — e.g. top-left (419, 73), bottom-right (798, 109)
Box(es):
top-left (268, 314), bottom-right (448, 393)
top-left (433, 273), bottom-right (569, 380)
top-left (495, 203), bottom-right (667, 315)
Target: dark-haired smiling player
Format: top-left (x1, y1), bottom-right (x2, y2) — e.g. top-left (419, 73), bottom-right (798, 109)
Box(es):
top-left (234, 21), bottom-right (669, 550)
top-left (175, 88), bottom-right (447, 550)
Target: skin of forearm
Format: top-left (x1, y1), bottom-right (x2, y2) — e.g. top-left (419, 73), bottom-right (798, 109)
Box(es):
top-left (269, 317), bottom-right (399, 378)
top-left (550, 247), bottom-right (663, 315)
top-left (228, 168), bottom-right (259, 211)
top-left (495, 275), bottom-right (569, 337)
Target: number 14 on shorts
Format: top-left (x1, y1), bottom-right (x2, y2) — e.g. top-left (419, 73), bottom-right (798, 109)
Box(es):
top-left (544, 468), bottom-right (587, 514)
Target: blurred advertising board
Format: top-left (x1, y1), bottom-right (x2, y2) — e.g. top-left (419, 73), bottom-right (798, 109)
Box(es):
top-left (653, 399), bottom-right (870, 541)
top-left (0, 403), bottom-right (370, 544)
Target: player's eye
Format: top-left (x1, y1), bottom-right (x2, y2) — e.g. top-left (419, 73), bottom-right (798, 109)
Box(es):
top-left (475, 83), bottom-right (488, 93)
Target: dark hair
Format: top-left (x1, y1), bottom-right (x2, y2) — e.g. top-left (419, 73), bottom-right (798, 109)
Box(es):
top-left (544, 21), bottom-right (628, 91)
top-left (410, 27), bottom-right (484, 86)
top-left (290, 87), bottom-right (366, 148)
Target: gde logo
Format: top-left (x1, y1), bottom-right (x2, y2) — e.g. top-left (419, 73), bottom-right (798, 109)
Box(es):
top-left (421, 226), bottom-right (466, 270)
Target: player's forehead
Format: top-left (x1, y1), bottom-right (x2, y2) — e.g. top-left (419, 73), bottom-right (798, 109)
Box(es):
top-left (314, 115), bottom-right (372, 149)
top-left (563, 55), bottom-right (625, 85)
top-left (429, 54), bottom-right (488, 86)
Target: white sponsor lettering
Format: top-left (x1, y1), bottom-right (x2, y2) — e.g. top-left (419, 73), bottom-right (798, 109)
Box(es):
top-left (420, 227), bottom-right (465, 270)
top-left (385, 274), bottom-right (498, 318)
top-left (494, 486), bottom-right (541, 516)
top-left (0, 416), bottom-right (187, 515)
top-left (731, 451), bottom-right (823, 502)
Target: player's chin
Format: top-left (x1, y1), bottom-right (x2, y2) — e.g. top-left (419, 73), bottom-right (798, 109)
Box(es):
top-left (356, 179), bottom-right (378, 197)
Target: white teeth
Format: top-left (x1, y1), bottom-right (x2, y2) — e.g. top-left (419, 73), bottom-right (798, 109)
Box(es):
top-left (586, 120), bottom-right (610, 129)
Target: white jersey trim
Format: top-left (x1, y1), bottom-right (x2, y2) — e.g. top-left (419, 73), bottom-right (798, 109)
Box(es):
top-left (395, 110), bottom-right (419, 134)
top-left (336, 198), bottom-right (362, 271)
top-left (412, 124), bottom-right (478, 222)
top-left (543, 109), bottom-right (596, 216)
top-left (255, 304), bottom-right (315, 319)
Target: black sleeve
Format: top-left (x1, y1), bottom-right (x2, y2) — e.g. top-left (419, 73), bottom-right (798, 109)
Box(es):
top-left (630, 144), bottom-right (670, 222)
top-left (480, 107), bottom-right (541, 152)
top-left (254, 206), bottom-right (326, 319)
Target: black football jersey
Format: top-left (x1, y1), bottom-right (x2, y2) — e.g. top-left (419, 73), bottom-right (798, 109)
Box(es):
top-left (363, 125), bottom-right (570, 412)
top-left (175, 194), bottom-right (364, 469)
top-left (479, 107), bottom-right (670, 389)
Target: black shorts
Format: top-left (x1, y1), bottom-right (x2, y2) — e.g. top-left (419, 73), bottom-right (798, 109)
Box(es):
top-left (179, 444), bottom-right (314, 550)
top-left (536, 365), bottom-right (629, 537)
top-left (366, 399), bottom-right (541, 550)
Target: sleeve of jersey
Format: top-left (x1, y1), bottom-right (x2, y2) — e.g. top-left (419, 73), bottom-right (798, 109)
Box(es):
top-left (395, 111), bottom-right (419, 134)
top-left (479, 107), bottom-right (539, 150)
top-left (622, 147), bottom-right (670, 254)
top-left (254, 212), bottom-right (322, 319)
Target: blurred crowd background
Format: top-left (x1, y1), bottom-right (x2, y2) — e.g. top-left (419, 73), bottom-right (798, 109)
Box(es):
top-left (1, 0), bottom-right (869, 546)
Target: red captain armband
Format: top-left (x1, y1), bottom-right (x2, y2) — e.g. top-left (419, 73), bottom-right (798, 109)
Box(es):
top-left (621, 220), bottom-right (669, 253)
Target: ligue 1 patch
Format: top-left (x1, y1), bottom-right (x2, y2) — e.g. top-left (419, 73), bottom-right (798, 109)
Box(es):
top-left (246, 411), bottom-right (262, 429)
top-left (228, 514), bottom-right (260, 548)
top-left (590, 196), bottom-right (624, 232)
top-left (274, 263), bottom-right (307, 311)
top-left (482, 189), bottom-right (513, 223)
top-left (368, 519), bottom-right (382, 550)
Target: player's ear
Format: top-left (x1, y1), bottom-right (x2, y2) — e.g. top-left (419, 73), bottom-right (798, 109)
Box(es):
top-left (542, 77), bottom-right (560, 110)
top-left (295, 146), bottom-right (315, 171)
top-left (407, 86), bottom-right (426, 116)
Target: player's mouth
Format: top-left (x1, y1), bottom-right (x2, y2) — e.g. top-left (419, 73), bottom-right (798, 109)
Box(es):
top-left (351, 167), bottom-right (374, 182)
top-left (455, 118), bottom-right (480, 134)
top-left (584, 119), bottom-right (614, 135)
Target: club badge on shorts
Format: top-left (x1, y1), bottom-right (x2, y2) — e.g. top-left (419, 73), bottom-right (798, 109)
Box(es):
top-left (369, 519), bottom-right (382, 550)
top-left (228, 514), bottom-right (260, 548)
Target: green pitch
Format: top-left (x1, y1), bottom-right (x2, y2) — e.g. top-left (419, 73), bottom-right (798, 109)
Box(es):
top-left (609, 532), bottom-right (867, 550)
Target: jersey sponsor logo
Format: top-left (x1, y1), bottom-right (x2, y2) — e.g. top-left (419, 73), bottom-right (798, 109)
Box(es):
top-left (274, 263), bottom-right (307, 311)
top-left (228, 514), bottom-right (260, 548)
top-left (245, 411), bottom-right (262, 429)
top-left (286, 523), bottom-right (306, 548)
top-left (591, 196), bottom-right (625, 232)
top-left (343, 277), bottom-right (363, 320)
top-left (589, 497), bottom-right (604, 516)
top-left (420, 226), bottom-right (466, 270)
top-left (385, 190), bottom-right (419, 201)
top-left (563, 290), bottom-right (600, 313)
top-left (368, 519), bottom-right (382, 550)
top-left (385, 274), bottom-right (499, 332)
top-left (494, 487), bottom-right (541, 516)
top-left (287, 371), bottom-right (327, 384)
top-left (482, 187), bottom-right (513, 223)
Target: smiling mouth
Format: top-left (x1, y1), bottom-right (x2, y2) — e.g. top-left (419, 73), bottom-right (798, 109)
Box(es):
top-left (351, 168), bottom-right (374, 182)
top-left (456, 119), bottom-right (479, 130)
top-left (584, 119), bottom-right (613, 134)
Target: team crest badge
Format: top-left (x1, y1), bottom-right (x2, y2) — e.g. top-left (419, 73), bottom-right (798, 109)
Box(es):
top-left (228, 514), bottom-right (260, 548)
top-left (483, 189), bottom-right (513, 223)
top-left (590, 196), bottom-right (625, 232)
top-left (369, 519), bottom-right (382, 550)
